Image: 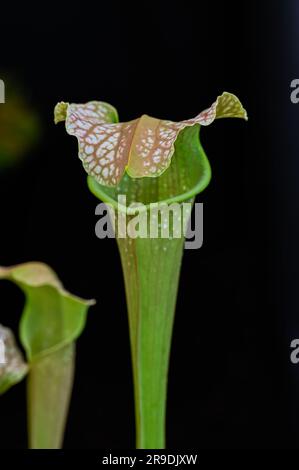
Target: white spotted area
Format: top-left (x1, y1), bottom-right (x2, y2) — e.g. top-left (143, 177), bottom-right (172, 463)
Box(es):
top-left (66, 102), bottom-right (138, 185)
top-left (65, 93), bottom-right (246, 185)
top-left (128, 114), bottom-right (206, 177)
top-left (130, 123), bottom-right (179, 177)
top-left (79, 124), bottom-right (131, 185)
top-left (132, 93), bottom-right (246, 176)
top-left (69, 101), bottom-right (114, 123)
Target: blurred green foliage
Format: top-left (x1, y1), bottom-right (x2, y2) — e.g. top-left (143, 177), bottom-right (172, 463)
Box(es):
top-left (0, 81), bottom-right (41, 169)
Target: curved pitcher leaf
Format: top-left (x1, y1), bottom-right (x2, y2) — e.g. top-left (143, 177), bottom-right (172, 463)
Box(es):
top-left (55, 93), bottom-right (247, 448)
top-left (0, 262), bottom-right (95, 448)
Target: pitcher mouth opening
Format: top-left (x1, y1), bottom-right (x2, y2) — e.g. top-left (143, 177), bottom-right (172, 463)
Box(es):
top-left (87, 127), bottom-right (211, 215)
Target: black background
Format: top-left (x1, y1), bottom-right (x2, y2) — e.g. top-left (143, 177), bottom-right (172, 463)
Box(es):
top-left (0, 0), bottom-right (298, 449)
